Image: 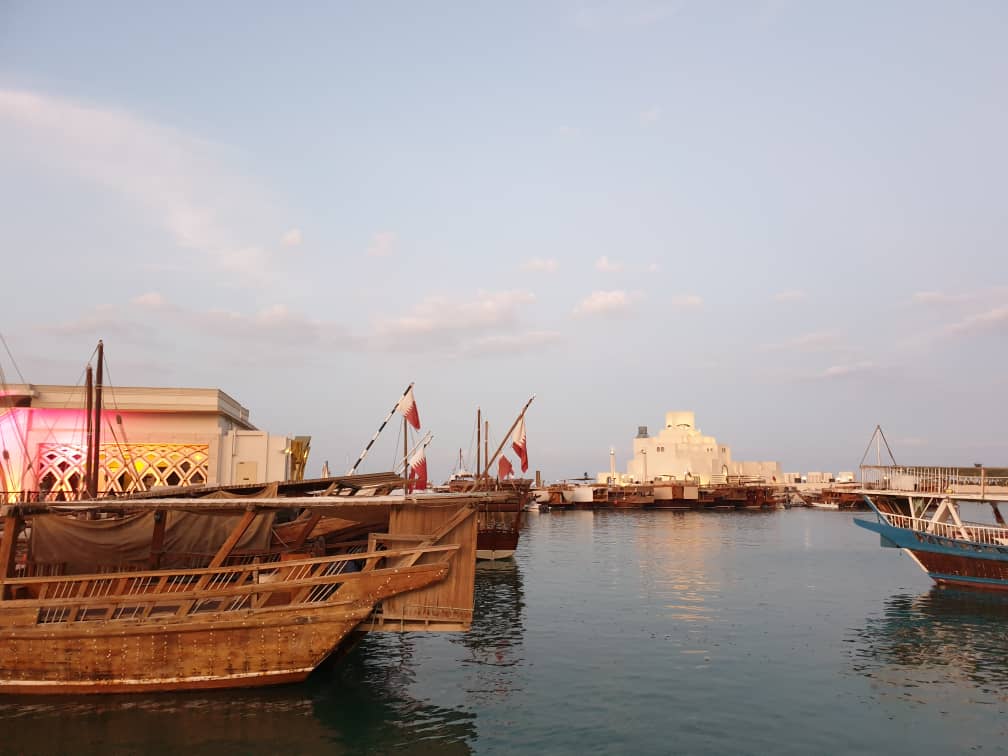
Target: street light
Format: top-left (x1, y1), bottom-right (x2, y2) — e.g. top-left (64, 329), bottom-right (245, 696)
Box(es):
top-left (975, 463), bottom-right (986, 498)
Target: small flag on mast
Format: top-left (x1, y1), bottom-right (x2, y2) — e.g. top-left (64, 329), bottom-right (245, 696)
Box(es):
top-left (511, 416), bottom-right (528, 472)
top-left (498, 455), bottom-right (514, 479)
top-left (407, 446), bottom-right (428, 493)
top-left (396, 386), bottom-right (421, 430)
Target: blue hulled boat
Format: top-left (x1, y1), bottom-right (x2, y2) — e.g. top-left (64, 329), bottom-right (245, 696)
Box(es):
top-left (855, 463), bottom-right (1008, 591)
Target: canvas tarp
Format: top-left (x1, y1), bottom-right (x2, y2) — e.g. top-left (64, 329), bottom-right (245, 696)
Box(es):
top-left (30, 510), bottom-right (276, 573)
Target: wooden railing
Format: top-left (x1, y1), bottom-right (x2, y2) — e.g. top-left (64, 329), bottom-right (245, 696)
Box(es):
top-left (883, 512), bottom-right (1008, 547)
top-left (2, 543), bottom-right (459, 625)
top-left (860, 465), bottom-right (1008, 497)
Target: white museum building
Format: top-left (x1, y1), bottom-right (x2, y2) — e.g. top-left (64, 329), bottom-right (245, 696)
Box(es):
top-left (602, 411), bottom-right (781, 486)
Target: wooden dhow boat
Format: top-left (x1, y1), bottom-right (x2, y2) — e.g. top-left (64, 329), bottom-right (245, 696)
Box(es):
top-left (855, 463), bottom-right (1008, 591)
top-left (447, 399), bottom-right (535, 561)
top-left (0, 473), bottom-right (504, 694)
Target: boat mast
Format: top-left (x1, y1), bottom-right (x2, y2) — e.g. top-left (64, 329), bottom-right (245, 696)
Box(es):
top-left (88, 340), bottom-right (104, 499)
top-left (484, 420), bottom-right (489, 485)
top-left (83, 364), bottom-right (93, 499)
top-left (471, 395), bottom-right (535, 489)
top-left (346, 383), bottom-right (414, 476)
top-left (476, 408), bottom-right (481, 479)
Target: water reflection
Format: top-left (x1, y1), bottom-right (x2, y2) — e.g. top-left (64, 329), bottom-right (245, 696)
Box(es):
top-left (850, 588), bottom-right (1008, 699)
top-left (452, 561), bottom-right (526, 703)
top-left (0, 631), bottom-right (477, 756)
top-left (634, 512), bottom-right (722, 623)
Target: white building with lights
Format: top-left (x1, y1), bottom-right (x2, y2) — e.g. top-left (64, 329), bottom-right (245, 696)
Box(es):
top-left (0, 384), bottom-right (308, 501)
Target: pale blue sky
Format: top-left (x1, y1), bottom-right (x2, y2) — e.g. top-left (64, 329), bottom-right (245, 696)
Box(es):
top-left (2, 1), bottom-right (1006, 478)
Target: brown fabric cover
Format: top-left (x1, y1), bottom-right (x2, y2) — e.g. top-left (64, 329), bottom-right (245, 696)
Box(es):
top-left (30, 511), bottom-right (275, 573)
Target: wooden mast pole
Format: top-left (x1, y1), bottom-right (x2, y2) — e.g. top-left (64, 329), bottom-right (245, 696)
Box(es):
top-left (484, 420), bottom-right (489, 484)
top-left (476, 408), bottom-right (481, 480)
top-left (403, 416), bottom-right (409, 495)
top-left (90, 340), bottom-right (104, 498)
top-left (84, 365), bottom-right (93, 499)
top-left (470, 395), bottom-right (535, 490)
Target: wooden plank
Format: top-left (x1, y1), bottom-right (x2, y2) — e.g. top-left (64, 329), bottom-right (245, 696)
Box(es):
top-left (291, 511), bottom-right (323, 549)
top-left (4, 543), bottom-right (461, 590)
top-left (0, 512), bottom-right (21, 601)
top-left (14, 492), bottom-right (510, 516)
top-left (7, 558), bottom-right (456, 612)
top-left (380, 503), bottom-right (477, 630)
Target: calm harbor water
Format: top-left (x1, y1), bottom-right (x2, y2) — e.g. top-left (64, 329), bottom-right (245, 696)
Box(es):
top-left (3, 508), bottom-right (1007, 754)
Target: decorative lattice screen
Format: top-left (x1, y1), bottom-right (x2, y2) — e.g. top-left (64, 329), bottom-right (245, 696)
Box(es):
top-left (37, 443), bottom-right (210, 499)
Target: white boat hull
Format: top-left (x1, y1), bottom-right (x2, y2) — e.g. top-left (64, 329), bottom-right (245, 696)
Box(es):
top-left (476, 548), bottom-right (516, 561)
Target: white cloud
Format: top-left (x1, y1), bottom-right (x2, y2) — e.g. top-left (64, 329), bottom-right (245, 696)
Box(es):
top-left (165, 302), bottom-right (346, 349)
top-left (670, 294), bottom-right (703, 309)
top-left (640, 107), bottom-right (661, 126)
top-left (0, 88), bottom-right (287, 286)
top-left (816, 361), bottom-right (875, 380)
top-left (367, 231), bottom-right (397, 257)
top-left (912, 290), bottom-right (966, 305)
top-left (773, 289), bottom-right (807, 303)
top-left (41, 304), bottom-right (148, 341)
top-left (464, 330), bottom-right (562, 356)
top-left (131, 291), bottom-right (167, 308)
top-left (521, 258), bottom-right (559, 273)
top-left (281, 228), bottom-right (303, 247)
top-left (595, 256), bottom-right (624, 273)
top-left (765, 330), bottom-right (840, 353)
top-left (941, 305), bottom-right (1008, 337)
top-left (373, 290), bottom-right (538, 352)
top-left (573, 290), bottom-right (634, 317)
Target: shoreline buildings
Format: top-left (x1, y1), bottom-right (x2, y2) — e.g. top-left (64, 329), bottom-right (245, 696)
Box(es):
top-left (0, 384), bottom-right (308, 500)
top-left (601, 410), bottom-right (781, 486)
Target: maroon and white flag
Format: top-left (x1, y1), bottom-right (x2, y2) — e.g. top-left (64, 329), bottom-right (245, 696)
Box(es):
top-left (396, 386), bottom-right (421, 430)
top-left (407, 446), bottom-right (428, 493)
top-left (498, 455), bottom-right (514, 479)
top-left (511, 416), bottom-right (528, 472)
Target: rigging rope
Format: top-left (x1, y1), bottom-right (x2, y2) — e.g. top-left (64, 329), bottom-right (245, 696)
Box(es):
top-left (100, 355), bottom-right (143, 492)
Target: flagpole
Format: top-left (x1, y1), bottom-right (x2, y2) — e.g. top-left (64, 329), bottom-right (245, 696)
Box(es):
top-left (395, 432), bottom-right (434, 475)
top-left (470, 395), bottom-right (535, 490)
top-left (346, 383), bottom-right (414, 475)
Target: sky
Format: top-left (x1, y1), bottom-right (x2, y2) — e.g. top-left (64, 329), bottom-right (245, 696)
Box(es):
top-left (1, 1), bottom-right (1007, 480)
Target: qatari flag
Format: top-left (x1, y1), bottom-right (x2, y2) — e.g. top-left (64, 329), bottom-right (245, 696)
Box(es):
top-left (396, 385), bottom-right (421, 430)
top-left (511, 416), bottom-right (528, 473)
top-left (407, 446), bottom-right (428, 493)
top-left (498, 455), bottom-right (514, 479)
